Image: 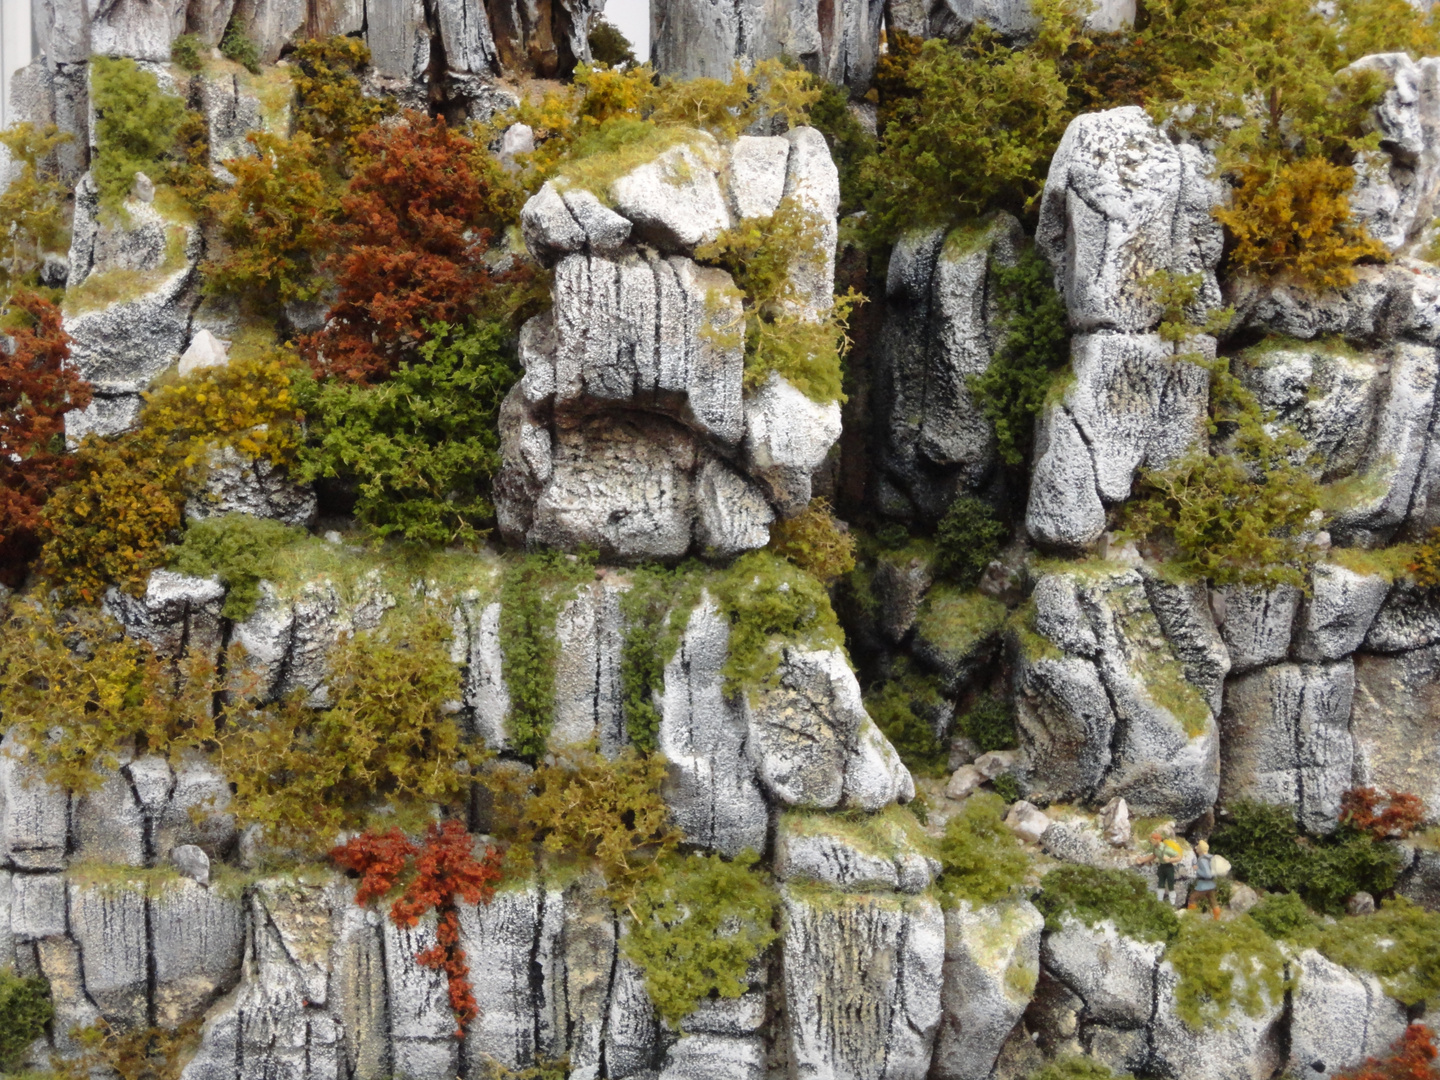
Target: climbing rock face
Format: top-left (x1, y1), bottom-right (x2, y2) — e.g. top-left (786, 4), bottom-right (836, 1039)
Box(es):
top-left (1346, 53), bottom-right (1440, 254)
top-left (1288, 949), bottom-right (1410, 1080)
top-left (498, 127), bottom-right (842, 561)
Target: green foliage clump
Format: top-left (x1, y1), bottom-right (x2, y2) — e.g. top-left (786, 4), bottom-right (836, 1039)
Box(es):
top-left (618, 564), bottom-right (704, 752)
top-left (958, 694), bottom-right (1018, 753)
top-left (935, 791), bottom-right (1031, 904)
top-left (295, 320), bottom-right (518, 546)
top-left (913, 585), bottom-right (1008, 661)
top-left (0, 966), bottom-right (53, 1071)
top-left (966, 246), bottom-right (1071, 466)
top-left (1026, 1059), bottom-right (1133, 1080)
top-left (1167, 914), bottom-right (1291, 1030)
top-left (933, 496), bottom-right (1007, 586)
top-left (90, 57), bottom-right (190, 211)
top-left (0, 601), bottom-right (215, 793)
top-left (170, 34), bottom-right (205, 72)
top-left (991, 773), bottom-right (1022, 803)
top-left (1248, 891), bottom-right (1317, 940)
top-left (220, 23), bottom-right (261, 74)
top-left (1035, 864), bottom-right (1181, 944)
top-left (864, 661), bottom-right (950, 778)
top-left (0, 122), bottom-right (72, 292)
top-left (695, 197), bottom-right (858, 404)
top-left (169, 514), bottom-right (305, 620)
top-left (1313, 899), bottom-right (1440, 1008)
top-left (497, 745), bottom-right (680, 891)
top-left (804, 75), bottom-right (877, 216)
top-left (497, 551), bottom-right (596, 759)
top-left (622, 850), bottom-right (779, 1028)
top-left (221, 613), bottom-right (480, 849)
top-left (586, 20), bottom-right (636, 67)
top-left (860, 27), bottom-right (1074, 235)
top-left (1410, 527), bottom-right (1440, 587)
top-left (714, 550), bottom-right (844, 697)
top-left (290, 37), bottom-right (394, 163)
top-left (1212, 800), bottom-right (1403, 915)
top-left (768, 498), bottom-right (857, 583)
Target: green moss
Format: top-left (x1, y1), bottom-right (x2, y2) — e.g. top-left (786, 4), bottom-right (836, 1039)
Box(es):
top-left (991, 773), bottom-right (1021, 803)
top-left (958, 694), bottom-right (1018, 753)
top-left (1008, 600), bottom-right (1064, 663)
top-left (714, 550), bottom-right (844, 698)
top-left (864, 661), bottom-right (951, 778)
top-left (936, 792), bottom-right (1031, 905)
top-left (1212, 800), bottom-right (1403, 915)
top-left (90, 57), bottom-right (190, 214)
top-left (621, 850), bottom-right (779, 1027)
top-left (1239, 334), bottom-right (1361, 365)
top-left (64, 217), bottom-right (191, 314)
top-left (914, 586), bottom-right (1007, 658)
top-left (1035, 864), bottom-right (1180, 944)
top-left (782, 804), bottom-right (935, 869)
top-left (1026, 1057), bottom-right (1133, 1080)
top-left (551, 119), bottom-right (696, 202)
top-left (618, 563), bottom-right (705, 752)
top-left (1248, 891), bottom-right (1317, 940)
top-left (498, 550), bottom-right (596, 759)
top-left (1312, 898), bottom-right (1440, 1007)
top-left (1324, 545), bottom-right (1419, 584)
top-left (170, 514), bottom-right (307, 620)
top-left (1167, 914), bottom-right (1290, 1030)
top-left (0, 966), bottom-right (53, 1071)
top-left (1115, 597), bottom-right (1211, 738)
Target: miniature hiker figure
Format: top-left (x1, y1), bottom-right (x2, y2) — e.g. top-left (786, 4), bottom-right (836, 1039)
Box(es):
top-left (1188, 839), bottom-right (1224, 920)
top-left (1136, 829), bottom-right (1183, 905)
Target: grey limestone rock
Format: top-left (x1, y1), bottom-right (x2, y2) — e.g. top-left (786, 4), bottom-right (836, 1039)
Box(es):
top-left (1218, 583), bottom-right (1302, 674)
top-left (930, 898), bottom-right (1043, 1080)
top-left (1288, 948), bottom-right (1409, 1080)
top-left (1220, 662), bottom-right (1357, 834)
top-left (433, 0), bottom-right (500, 75)
top-left (657, 597), bottom-right (770, 857)
top-left (773, 812), bottom-right (938, 894)
top-left (1351, 645), bottom-right (1440, 825)
top-left (729, 135), bottom-right (790, 220)
top-left (71, 761), bottom-right (146, 865)
top-left (1041, 915), bottom-right (1162, 1027)
top-left (459, 883), bottom-right (544, 1072)
top-left (743, 645), bottom-right (914, 811)
top-left (365, 0), bottom-right (431, 80)
top-left (1141, 570), bottom-right (1231, 715)
top-left (1364, 579), bottom-right (1440, 652)
top-left (69, 876), bottom-right (150, 1028)
top-left (1398, 845), bottom-right (1440, 909)
top-left (1037, 107), bottom-right (1224, 334)
top-left (104, 569), bottom-right (227, 662)
top-left (89, 0), bottom-right (188, 61)
top-left (1293, 564), bottom-right (1391, 662)
top-left (1345, 54), bottom-right (1440, 253)
top-left (187, 0), bottom-right (238, 44)
top-left (742, 371), bottom-right (843, 516)
top-left (1024, 407), bottom-right (1107, 549)
top-left (151, 877), bottom-right (245, 1028)
top-left (11, 872), bottom-right (68, 940)
top-left (559, 188), bottom-right (633, 254)
top-left (609, 135), bottom-right (732, 252)
top-left (548, 582), bottom-right (626, 755)
top-left (872, 549), bottom-right (935, 645)
top-left (779, 887), bottom-right (945, 1080)
top-left (187, 445), bottom-right (319, 527)
top-left (1, 740), bottom-right (71, 871)
top-left (171, 844), bottom-right (211, 884)
top-left (230, 0), bottom-right (306, 63)
top-left (521, 182), bottom-right (587, 267)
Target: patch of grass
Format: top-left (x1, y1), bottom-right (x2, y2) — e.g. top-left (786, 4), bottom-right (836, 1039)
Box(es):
top-left (1115, 597), bottom-right (1211, 738)
top-left (1026, 1059), bottom-right (1133, 1080)
top-left (1312, 898), bottom-right (1440, 1007)
top-left (169, 514), bottom-right (307, 620)
top-left (1009, 600), bottom-right (1064, 663)
top-left (1035, 864), bottom-right (1180, 944)
top-left (551, 119), bottom-right (697, 202)
top-left (864, 661), bottom-right (951, 778)
top-left (914, 586), bottom-right (1007, 658)
top-left (1167, 914), bottom-right (1290, 1030)
top-left (64, 218), bottom-right (191, 314)
top-left (935, 791), bottom-right (1031, 905)
top-left (1326, 545), bottom-right (1421, 584)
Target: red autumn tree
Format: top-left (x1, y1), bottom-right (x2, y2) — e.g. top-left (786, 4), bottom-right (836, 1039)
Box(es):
top-left (304, 111), bottom-right (526, 383)
top-left (332, 820), bottom-right (503, 1037)
top-left (0, 290), bottom-right (91, 586)
top-left (1336, 1024), bottom-right (1440, 1080)
top-left (1341, 787), bottom-right (1427, 840)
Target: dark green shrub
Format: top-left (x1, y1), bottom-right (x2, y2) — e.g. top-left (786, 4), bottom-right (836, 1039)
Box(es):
top-left (864, 662), bottom-right (950, 778)
top-left (966, 247), bottom-right (1071, 467)
top-left (170, 34), bottom-right (205, 72)
top-left (991, 773), bottom-right (1021, 803)
top-left (933, 496), bottom-right (1006, 586)
top-left (295, 320), bottom-right (518, 546)
top-left (1248, 891), bottom-right (1317, 940)
top-left (936, 791), bottom-right (1031, 905)
top-left (497, 550), bottom-right (596, 759)
top-left (586, 20), bottom-right (636, 67)
top-left (1167, 914), bottom-right (1290, 1029)
top-left (1212, 800), bottom-right (1403, 915)
top-left (169, 514), bottom-right (305, 620)
top-left (1035, 864), bottom-right (1180, 944)
top-left (90, 57), bottom-right (189, 211)
top-left (958, 694), bottom-right (1017, 753)
top-left (622, 850), bottom-right (778, 1028)
top-left (804, 75), bottom-right (877, 215)
top-left (619, 564), bottom-right (704, 752)
top-left (0, 966), bottom-right (53, 1070)
top-left (220, 23), bottom-right (261, 74)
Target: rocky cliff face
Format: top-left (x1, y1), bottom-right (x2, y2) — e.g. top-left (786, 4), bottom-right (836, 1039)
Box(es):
top-left (6, 4), bottom-right (1440, 1080)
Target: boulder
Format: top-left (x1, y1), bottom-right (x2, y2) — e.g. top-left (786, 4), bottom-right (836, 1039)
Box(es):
top-left (609, 135), bottom-right (732, 252)
top-left (69, 876), bottom-right (150, 1028)
top-left (178, 329), bottom-right (229, 376)
top-left (930, 898), bottom-right (1044, 1080)
top-left (1293, 564), bottom-right (1390, 662)
top-left (71, 761), bottom-right (146, 865)
top-left (774, 810), bottom-right (939, 894)
top-left (1288, 948), bottom-right (1409, 1080)
top-left (1364, 579), bottom-right (1440, 652)
top-left (742, 372), bottom-right (843, 516)
top-left (743, 645), bottom-right (915, 811)
top-left (1345, 54), bottom-right (1440, 253)
top-left (779, 887), bottom-right (945, 1080)
top-left (1219, 662), bottom-right (1356, 833)
top-left (186, 444), bottom-right (319, 527)
top-left (150, 878), bottom-right (245, 1028)
top-left (104, 569), bottom-right (227, 662)
top-left (1037, 106), bottom-right (1224, 333)
top-left (0, 740), bottom-right (71, 871)
top-left (1024, 407), bottom-right (1107, 549)
top-left (11, 872), bottom-right (68, 940)
top-left (657, 597), bottom-right (770, 857)
top-left (1041, 915), bottom-right (1163, 1026)
top-left (1217, 583), bottom-right (1302, 674)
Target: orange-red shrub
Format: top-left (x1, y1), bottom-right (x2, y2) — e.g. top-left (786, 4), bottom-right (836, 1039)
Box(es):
top-left (1336, 1024), bottom-right (1440, 1080)
top-left (332, 821), bottom-right (503, 1037)
top-left (1341, 787), bottom-right (1427, 841)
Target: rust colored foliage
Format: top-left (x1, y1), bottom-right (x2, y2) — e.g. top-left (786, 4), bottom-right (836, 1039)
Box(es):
top-left (1337, 1024), bottom-right (1440, 1080)
top-left (0, 290), bottom-right (91, 586)
top-left (1341, 787), bottom-right (1426, 840)
top-left (304, 112), bottom-right (527, 383)
top-left (332, 821), bottom-right (503, 1038)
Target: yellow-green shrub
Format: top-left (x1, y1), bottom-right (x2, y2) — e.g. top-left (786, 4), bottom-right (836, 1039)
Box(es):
top-left (768, 498), bottom-right (857, 583)
top-left (0, 122), bottom-right (72, 292)
top-left (1166, 915), bottom-right (1291, 1029)
top-left (714, 550), bottom-right (844, 696)
top-left (89, 57), bottom-right (190, 212)
top-left (936, 791), bottom-right (1031, 904)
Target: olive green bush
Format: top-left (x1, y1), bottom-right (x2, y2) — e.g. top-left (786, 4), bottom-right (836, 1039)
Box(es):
top-left (933, 496), bottom-right (1007, 586)
top-left (958, 694), bottom-right (1018, 754)
top-left (0, 966), bottom-right (53, 1071)
top-left (169, 514), bottom-right (305, 620)
top-left (768, 498), bottom-right (857, 583)
top-left (714, 550), bottom-right (844, 696)
top-left (1166, 914), bottom-right (1291, 1029)
top-left (935, 791), bottom-right (1031, 904)
top-left (1035, 864), bottom-right (1180, 943)
top-left (622, 850), bottom-right (779, 1027)
top-left (90, 57), bottom-right (190, 212)
top-left (220, 23), bottom-right (261, 74)
top-left (1026, 1060), bottom-right (1132, 1080)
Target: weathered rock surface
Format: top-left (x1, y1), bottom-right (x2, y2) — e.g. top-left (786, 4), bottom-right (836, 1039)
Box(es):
top-left (1041, 916), bottom-right (1162, 1028)
top-left (774, 811), bottom-right (939, 894)
top-left (1288, 948), bottom-right (1409, 1080)
top-left (1351, 645), bottom-right (1440, 824)
top-left (1346, 54), bottom-right (1440, 254)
